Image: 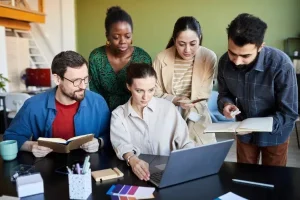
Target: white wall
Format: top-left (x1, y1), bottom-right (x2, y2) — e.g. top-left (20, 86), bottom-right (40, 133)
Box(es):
top-left (29, 0), bottom-right (76, 63)
top-left (0, 26), bottom-right (8, 92)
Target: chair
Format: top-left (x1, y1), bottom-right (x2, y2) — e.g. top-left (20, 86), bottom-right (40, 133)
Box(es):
top-left (207, 91), bottom-right (235, 123)
top-left (5, 93), bottom-right (31, 119)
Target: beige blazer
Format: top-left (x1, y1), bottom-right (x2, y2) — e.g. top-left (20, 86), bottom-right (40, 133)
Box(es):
top-left (153, 46), bottom-right (217, 145)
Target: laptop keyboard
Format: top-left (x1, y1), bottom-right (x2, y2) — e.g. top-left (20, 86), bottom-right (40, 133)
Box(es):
top-left (150, 171), bottom-right (164, 183)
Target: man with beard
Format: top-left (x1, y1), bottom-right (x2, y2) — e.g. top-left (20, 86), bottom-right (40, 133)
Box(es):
top-left (217, 13), bottom-right (298, 166)
top-left (4, 51), bottom-right (111, 157)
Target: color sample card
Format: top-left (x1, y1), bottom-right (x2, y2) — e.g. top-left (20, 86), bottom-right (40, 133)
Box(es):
top-left (107, 184), bottom-right (155, 199)
top-left (215, 192), bottom-right (247, 200)
top-left (111, 195), bottom-right (136, 200)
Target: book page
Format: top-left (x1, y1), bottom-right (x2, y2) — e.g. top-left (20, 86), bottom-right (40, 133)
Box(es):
top-left (204, 122), bottom-right (240, 133)
top-left (67, 134), bottom-right (93, 142)
top-left (237, 117), bottom-right (273, 132)
top-left (38, 137), bottom-right (67, 144)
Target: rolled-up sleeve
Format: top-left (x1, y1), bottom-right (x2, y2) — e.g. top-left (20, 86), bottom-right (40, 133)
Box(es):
top-left (110, 111), bottom-right (141, 160)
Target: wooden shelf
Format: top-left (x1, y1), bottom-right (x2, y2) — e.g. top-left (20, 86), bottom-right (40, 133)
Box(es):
top-left (0, 4), bottom-right (45, 23)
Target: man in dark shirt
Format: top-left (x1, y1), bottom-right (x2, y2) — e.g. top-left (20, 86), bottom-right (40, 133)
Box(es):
top-left (217, 13), bottom-right (298, 166)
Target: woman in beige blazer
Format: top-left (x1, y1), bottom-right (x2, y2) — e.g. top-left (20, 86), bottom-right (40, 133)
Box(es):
top-left (153, 16), bottom-right (217, 145)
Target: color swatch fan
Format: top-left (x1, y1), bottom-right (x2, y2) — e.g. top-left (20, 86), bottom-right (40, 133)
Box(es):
top-left (107, 184), bottom-right (155, 199)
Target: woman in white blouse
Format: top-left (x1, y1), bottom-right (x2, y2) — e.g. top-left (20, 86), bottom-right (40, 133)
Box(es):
top-left (110, 63), bottom-right (195, 181)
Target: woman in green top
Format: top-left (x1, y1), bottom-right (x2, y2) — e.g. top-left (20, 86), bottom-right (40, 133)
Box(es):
top-left (89, 6), bottom-right (152, 111)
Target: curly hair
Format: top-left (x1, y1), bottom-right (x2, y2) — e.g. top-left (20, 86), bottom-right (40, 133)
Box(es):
top-left (105, 6), bottom-right (133, 35)
top-left (227, 13), bottom-right (267, 47)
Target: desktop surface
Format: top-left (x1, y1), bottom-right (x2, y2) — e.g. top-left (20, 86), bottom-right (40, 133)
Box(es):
top-left (0, 149), bottom-right (300, 199)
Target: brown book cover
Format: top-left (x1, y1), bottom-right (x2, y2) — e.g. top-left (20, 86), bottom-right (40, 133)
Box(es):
top-left (37, 134), bottom-right (94, 153)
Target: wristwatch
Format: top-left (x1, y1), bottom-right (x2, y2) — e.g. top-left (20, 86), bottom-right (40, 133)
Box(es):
top-left (98, 137), bottom-right (104, 149)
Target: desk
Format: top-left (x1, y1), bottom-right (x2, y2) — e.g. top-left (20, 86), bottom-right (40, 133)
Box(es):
top-left (1, 150), bottom-right (300, 200)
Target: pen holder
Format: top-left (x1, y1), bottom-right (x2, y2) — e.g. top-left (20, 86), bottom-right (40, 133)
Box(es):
top-left (68, 169), bottom-right (91, 200)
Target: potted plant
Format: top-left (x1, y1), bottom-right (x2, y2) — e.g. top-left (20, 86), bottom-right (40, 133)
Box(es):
top-left (0, 74), bottom-right (9, 92)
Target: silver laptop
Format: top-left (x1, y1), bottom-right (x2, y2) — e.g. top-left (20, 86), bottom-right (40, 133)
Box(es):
top-left (149, 139), bottom-right (234, 188)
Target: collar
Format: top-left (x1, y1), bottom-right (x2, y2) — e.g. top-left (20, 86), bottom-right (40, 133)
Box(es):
top-left (47, 87), bottom-right (87, 110)
top-left (252, 47), bottom-right (266, 72)
top-left (124, 97), bottom-right (156, 117)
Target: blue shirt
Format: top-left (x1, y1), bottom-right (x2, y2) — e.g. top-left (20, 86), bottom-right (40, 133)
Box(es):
top-left (217, 46), bottom-right (298, 146)
top-left (4, 88), bottom-right (111, 150)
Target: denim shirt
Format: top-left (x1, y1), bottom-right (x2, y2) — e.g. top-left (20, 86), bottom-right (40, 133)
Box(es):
top-left (4, 88), bottom-right (111, 149)
top-left (217, 46), bottom-right (298, 146)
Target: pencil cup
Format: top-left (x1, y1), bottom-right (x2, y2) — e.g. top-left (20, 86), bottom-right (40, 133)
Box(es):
top-left (68, 169), bottom-right (91, 199)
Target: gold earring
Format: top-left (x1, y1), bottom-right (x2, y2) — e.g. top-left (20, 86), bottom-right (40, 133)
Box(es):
top-left (106, 40), bottom-right (110, 46)
top-left (131, 40), bottom-right (133, 45)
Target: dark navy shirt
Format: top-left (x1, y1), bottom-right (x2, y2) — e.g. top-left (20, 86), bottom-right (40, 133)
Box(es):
top-left (217, 46), bottom-right (298, 146)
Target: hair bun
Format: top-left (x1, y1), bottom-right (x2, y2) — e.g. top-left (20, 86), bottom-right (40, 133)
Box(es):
top-left (106, 6), bottom-right (122, 16)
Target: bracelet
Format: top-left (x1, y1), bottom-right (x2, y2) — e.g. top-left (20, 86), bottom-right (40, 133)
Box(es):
top-left (126, 154), bottom-right (136, 166)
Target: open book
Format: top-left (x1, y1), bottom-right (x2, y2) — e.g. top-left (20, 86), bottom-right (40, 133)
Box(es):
top-left (204, 117), bottom-right (273, 133)
top-left (37, 134), bottom-right (94, 153)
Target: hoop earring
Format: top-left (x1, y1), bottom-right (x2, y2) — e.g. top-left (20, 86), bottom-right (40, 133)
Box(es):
top-left (106, 40), bottom-right (110, 46)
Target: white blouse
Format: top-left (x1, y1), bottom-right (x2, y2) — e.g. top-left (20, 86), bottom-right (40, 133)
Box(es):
top-left (110, 97), bottom-right (195, 160)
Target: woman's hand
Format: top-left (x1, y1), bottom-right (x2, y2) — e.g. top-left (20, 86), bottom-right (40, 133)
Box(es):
top-left (173, 96), bottom-right (195, 110)
top-left (129, 156), bottom-right (150, 181)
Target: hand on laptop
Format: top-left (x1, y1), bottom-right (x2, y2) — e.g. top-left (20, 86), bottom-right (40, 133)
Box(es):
top-left (80, 138), bottom-right (99, 153)
top-left (173, 96), bottom-right (195, 110)
top-left (129, 156), bottom-right (150, 181)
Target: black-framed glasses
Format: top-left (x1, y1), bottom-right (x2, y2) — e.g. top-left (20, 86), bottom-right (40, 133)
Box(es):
top-left (63, 76), bottom-right (91, 87)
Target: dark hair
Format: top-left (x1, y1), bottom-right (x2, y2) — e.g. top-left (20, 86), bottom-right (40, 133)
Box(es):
top-left (227, 13), bottom-right (267, 47)
top-left (166, 16), bottom-right (202, 49)
top-left (105, 6), bottom-right (133, 35)
top-left (51, 51), bottom-right (88, 78)
top-left (126, 63), bottom-right (157, 86)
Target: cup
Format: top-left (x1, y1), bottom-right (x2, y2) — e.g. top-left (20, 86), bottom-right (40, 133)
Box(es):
top-left (0, 140), bottom-right (18, 161)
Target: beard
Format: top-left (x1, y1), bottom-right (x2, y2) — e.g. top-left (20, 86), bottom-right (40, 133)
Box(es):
top-left (60, 85), bottom-right (85, 102)
top-left (230, 53), bottom-right (259, 70)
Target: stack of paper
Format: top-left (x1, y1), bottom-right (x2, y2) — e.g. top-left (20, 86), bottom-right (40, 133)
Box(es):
top-left (107, 184), bottom-right (155, 199)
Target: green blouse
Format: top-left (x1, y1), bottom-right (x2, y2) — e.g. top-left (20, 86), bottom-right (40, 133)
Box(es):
top-left (89, 46), bottom-right (152, 111)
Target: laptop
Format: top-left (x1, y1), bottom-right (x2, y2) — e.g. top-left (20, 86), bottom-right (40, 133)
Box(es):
top-left (148, 139), bottom-right (234, 188)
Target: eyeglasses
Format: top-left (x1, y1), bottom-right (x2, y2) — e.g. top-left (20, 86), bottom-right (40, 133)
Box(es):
top-left (63, 76), bottom-right (91, 87)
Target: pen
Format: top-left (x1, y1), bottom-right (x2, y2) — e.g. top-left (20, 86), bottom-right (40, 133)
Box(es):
top-left (83, 162), bottom-right (90, 174)
top-left (76, 163), bottom-right (81, 174)
top-left (82, 156), bottom-right (90, 174)
top-left (66, 166), bottom-right (72, 174)
top-left (232, 179), bottom-right (274, 188)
